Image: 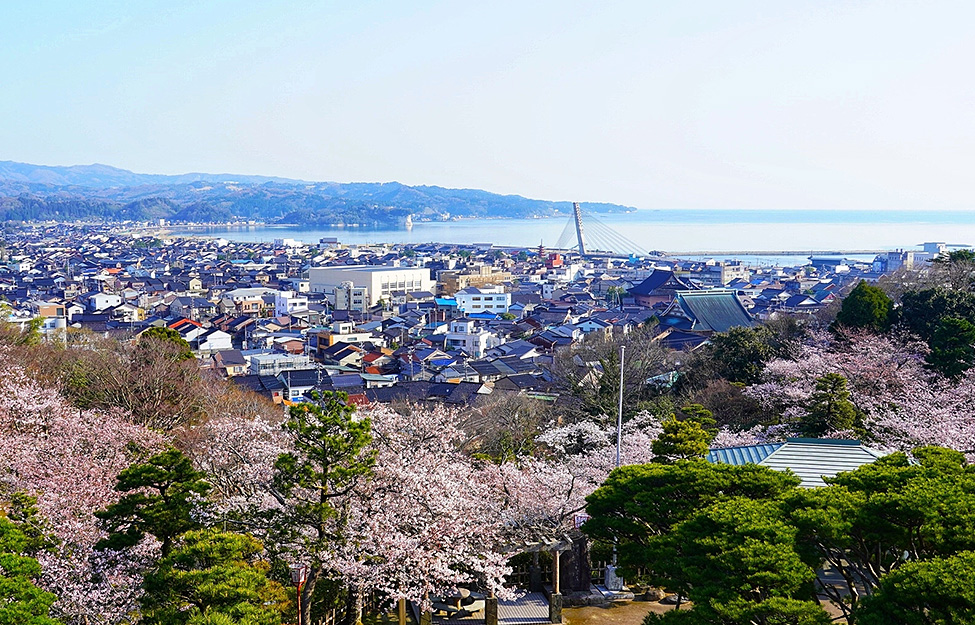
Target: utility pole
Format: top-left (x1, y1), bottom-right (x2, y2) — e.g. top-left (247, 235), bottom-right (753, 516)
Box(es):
top-left (607, 344), bottom-right (626, 592)
top-left (616, 344), bottom-right (625, 469)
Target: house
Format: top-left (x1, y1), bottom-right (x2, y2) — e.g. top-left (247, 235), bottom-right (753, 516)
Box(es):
top-left (444, 318), bottom-right (502, 359)
top-left (211, 349), bottom-right (249, 377)
top-left (230, 374), bottom-right (287, 403)
top-left (88, 292), bottom-right (122, 311)
top-left (168, 318), bottom-right (205, 342)
top-left (277, 368), bottom-right (329, 401)
top-left (319, 342), bottom-right (366, 368)
top-left (194, 328), bottom-right (233, 355)
top-left (170, 296), bottom-right (218, 321)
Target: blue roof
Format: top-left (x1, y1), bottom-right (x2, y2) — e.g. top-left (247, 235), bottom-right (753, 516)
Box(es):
top-left (468, 312), bottom-right (500, 320)
top-left (707, 443), bottom-right (782, 465)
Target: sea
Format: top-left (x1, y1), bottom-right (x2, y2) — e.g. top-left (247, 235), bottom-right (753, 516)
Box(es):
top-left (166, 209), bottom-right (975, 267)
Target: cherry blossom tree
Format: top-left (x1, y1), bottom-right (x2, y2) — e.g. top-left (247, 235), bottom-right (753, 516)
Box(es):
top-left (181, 414), bottom-right (287, 516)
top-left (0, 347), bottom-right (164, 625)
top-left (745, 330), bottom-right (975, 456)
top-left (342, 403), bottom-right (512, 606)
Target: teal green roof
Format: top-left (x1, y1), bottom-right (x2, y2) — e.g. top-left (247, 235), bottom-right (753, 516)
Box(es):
top-left (708, 438), bottom-right (885, 488)
top-left (676, 289), bottom-right (753, 332)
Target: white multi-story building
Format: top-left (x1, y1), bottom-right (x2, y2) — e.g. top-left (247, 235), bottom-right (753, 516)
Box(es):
top-left (309, 265), bottom-right (434, 307)
top-left (249, 353), bottom-right (312, 376)
top-left (444, 319), bottom-right (502, 358)
top-left (274, 238), bottom-right (305, 250)
top-left (274, 290), bottom-right (309, 317)
top-left (455, 285), bottom-right (510, 314)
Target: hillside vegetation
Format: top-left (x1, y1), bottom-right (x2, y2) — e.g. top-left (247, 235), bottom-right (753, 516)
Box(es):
top-left (0, 160), bottom-right (632, 225)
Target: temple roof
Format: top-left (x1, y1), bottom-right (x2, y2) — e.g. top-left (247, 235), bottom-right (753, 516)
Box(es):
top-left (675, 289), bottom-right (754, 332)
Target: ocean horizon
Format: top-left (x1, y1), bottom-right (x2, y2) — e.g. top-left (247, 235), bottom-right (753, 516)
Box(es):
top-left (166, 208), bottom-right (975, 263)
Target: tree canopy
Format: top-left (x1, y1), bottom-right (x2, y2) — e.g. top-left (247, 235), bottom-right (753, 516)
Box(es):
top-left (140, 327), bottom-right (194, 362)
top-left (801, 373), bottom-right (858, 436)
top-left (0, 515), bottom-right (62, 625)
top-left (96, 448), bottom-right (212, 557)
top-left (140, 529), bottom-right (286, 625)
top-left (925, 316), bottom-right (975, 378)
top-left (832, 280), bottom-right (894, 333)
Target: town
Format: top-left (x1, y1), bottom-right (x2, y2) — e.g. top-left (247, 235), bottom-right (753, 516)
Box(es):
top-left (0, 222), bottom-right (948, 409)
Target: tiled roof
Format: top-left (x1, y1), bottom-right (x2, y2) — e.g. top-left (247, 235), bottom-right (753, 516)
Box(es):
top-left (676, 290), bottom-right (754, 332)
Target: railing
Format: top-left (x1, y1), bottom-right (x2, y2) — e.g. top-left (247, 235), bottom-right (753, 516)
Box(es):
top-left (508, 563), bottom-right (553, 589)
top-left (590, 561), bottom-right (607, 586)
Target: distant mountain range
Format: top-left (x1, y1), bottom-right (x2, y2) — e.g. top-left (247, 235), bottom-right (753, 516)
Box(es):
top-left (0, 160), bottom-right (634, 225)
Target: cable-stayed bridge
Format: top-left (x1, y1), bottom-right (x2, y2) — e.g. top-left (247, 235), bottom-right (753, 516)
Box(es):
top-left (552, 203), bottom-right (651, 257)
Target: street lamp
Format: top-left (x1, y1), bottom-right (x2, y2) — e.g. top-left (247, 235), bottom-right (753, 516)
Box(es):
top-left (290, 564), bottom-right (309, 625)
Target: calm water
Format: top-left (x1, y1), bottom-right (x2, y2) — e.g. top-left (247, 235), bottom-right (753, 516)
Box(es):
top-left (167, 209), bottom-right (975, 260)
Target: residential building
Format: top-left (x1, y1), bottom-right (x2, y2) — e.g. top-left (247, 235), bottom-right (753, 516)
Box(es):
top-left (455, 285), bottom-right (511, 314)
top-left (274, 290), bottom-right (309, 317)
top-left (333, 282), bottom-right (369, 313)
top-left (249, 352), bottom-right (312, 376)
top-left (444, 318), bottom-right (502, 358)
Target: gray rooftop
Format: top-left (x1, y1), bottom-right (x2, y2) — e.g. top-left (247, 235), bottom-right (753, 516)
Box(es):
top-left (707, 438), bottom-right (885, 488)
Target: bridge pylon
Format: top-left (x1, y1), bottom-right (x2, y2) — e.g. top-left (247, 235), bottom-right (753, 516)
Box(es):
top-left (572, 202), bottom-right (588, 256)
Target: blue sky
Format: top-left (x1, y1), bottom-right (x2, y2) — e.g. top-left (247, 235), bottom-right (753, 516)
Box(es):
top-left (2, 1), bottom-right (974, 210)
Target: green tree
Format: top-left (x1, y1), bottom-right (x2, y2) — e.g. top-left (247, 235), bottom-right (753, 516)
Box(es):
top-left (606, 285), bottom-right (627, 307)
top-left (801, 373), bottom-right (857, 436)
top-left (781, 447), bottom-right (975, 621)
top-left (702, 326), bottom-right (773, 385)
top-left (651, 406), bottom-right (716, 463)
top-left (925, 316), bottom-right (975, 378)
top-left (0, 516), bottom-right (62, 625)
top-left (5, 492), bottom-right (53, 556)
top-left (652, 418), bottom-right (711, 463)
top-left (270, 391), bottom-right (375, 625)
top-left (140, 327), bottom-right (194, 361)
top-left (584, 461), bottom-right (800, 587)
top-left (141, 529), bottom-right (286, 625)
top-left (900, 287), bottom-right (975, 342)
top-left (854, 551), bottom-right (975, 625)
top-left (500, 312), bottom-right (517, 321)
top-left (645, 499), bottom-right (830, 625)
top-left (832, 281), bottom-right (894, 333)
top-left (96, 448), bottom-right (212, 557)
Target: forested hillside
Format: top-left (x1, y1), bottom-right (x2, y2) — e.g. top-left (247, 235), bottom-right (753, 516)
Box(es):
top-left (0, 160), bottom-right (633, 225)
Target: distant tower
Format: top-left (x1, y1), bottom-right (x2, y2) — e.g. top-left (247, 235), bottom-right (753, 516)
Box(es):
top-left (538, 240), bottom-right (545, 258)
top-left (572, 202), bottom-right (587, 256)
